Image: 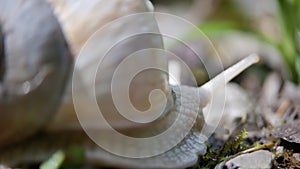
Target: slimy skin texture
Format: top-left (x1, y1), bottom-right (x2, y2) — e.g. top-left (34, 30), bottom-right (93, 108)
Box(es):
top-left (0, 86), bottom-right (207, 169)
top-left (0, 55), bottom-right (259, 168)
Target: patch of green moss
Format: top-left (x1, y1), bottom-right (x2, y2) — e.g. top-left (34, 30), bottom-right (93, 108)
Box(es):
top-left (198, 130), bottom-right (250, 168)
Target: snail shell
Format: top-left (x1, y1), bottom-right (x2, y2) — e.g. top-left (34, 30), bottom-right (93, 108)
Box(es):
top-left (44, 1), bottom-right (260, 168)
top-left (0, 0), bottom-right (259, 169)
top-left (47, 0), bottom-right (171, 130)
top-left (0, 0), bottom-right (71, 147)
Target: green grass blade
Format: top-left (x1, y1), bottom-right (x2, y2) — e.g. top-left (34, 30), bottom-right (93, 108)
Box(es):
top-left (40, 151), bottom-right (65, 169)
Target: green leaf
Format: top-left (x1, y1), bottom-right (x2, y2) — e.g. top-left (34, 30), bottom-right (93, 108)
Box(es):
top-left (277, 0), bottom-right (300, 84)
top-left (296, 56), bottom-right (300, 84)
top-left (63, 145), bottom-right (86, 168)
top-left (198, 21), bottom-right (246, 36)
top-left (40, 151), bottom-right (65, 169)
top-left (197, 21), bottom-right (278, 47)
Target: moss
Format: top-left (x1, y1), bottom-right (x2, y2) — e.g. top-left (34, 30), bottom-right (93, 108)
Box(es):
top-left (198, 130), bottom-right (251, 168)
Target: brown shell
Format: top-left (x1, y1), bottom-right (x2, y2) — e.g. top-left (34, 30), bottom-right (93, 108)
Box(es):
top-left (0, 0), bottom-right (72, 147)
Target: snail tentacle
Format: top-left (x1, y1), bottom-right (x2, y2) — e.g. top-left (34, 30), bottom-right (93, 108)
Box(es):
top-left (198, 54), bottom-right (260, 107)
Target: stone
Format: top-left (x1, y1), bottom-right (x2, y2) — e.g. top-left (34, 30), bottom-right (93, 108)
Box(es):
top-left (215, 150), bottom-right (275, 169)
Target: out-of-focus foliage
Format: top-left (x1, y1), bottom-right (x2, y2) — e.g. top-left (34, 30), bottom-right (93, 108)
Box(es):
top-left (40, 151), bottom-right (65, 169)
top-left (198, 0), bottom-right (300, 84)
top-left (277, 0), bottom-right (300, 84)
top-left (39, 145), bottom-right (85, 169)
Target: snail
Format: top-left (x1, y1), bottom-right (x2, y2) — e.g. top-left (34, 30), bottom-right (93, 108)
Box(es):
top-left (0, 0), bottom-right (71, 147)
top-left (0, 0), bottom-right (259, 169)
top-left (46, 0), bottom-right (260, 168)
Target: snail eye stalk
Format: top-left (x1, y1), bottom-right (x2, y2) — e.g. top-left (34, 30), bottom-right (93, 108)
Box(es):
top-left (198, 54), bottom-right (260, 107)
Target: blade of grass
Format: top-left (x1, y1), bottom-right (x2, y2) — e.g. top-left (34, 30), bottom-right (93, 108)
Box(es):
top-left (277, 0), bottom-right (299, 83)
top-left (40, 151), bottom-right (65, 169)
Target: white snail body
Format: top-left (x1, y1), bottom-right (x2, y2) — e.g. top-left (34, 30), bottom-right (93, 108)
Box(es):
top-left (0, 1), bottom-right (259, 169)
